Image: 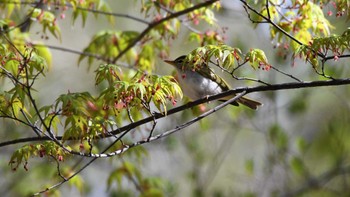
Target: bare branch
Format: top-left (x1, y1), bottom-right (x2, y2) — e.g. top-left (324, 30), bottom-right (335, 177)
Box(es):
top-left (4, 77), bottom-right (350, 148)
top-left (265, 0), bottom-right (271, 20)
top-left (66, 4), bottom-right (150, 25)
top-left (111, 0), bottom-right (220, 63)
top-left (154, 1), bottom-right (203, 34)
top-left (231, 75), bottom-right (271, 85)
top-left (50, 155), bottom-right (67, 181)
top-left (31, 43), bottom-right (134, 69)
top-left (270, 65), bottom-right (303, 82)
top-left (325, 54), bottom-right (350, 61)
top-left (20, 109), bottom-right (41, 137)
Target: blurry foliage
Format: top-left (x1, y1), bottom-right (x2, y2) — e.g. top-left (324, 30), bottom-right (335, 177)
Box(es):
top-left (79, 30), bottom-right (140, 68)
top-left (0, 0), bottom-right (349, 196)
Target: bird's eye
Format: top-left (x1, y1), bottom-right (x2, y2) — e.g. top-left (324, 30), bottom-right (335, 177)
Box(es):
top-left (175, 56), bottom-right (186, 64)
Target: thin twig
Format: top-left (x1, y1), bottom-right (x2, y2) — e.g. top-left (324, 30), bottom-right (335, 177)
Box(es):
top-left (270, 65), bottom-right (303, 82)
top-left (126, 106), bottom-right (135, 123)
top-left (31, 43), bottom-right (133, 68)
top-left (50, 155), bottom-right (67, 181)
top-left (140, 102), bottom-right (157, 141)
top-left (231, 75), bottom-right (271, 85)
top-left (20, 109), bottom-right (41, 136)
top-left (67, 4), bottom-right (150, 25)
top-left (154, 1), bottom-right (202, 34)
top-left (209, 59), bottom-right (270, 85)
top-left (324, 54), bottom-right (350, 61)
top-left (0, 66), bottom-right (26, 87)
top-left (232, 59), bottom-right (249, 73)
top-left (31, 43), bottom-right (103, 60)
top-left (147, 112), bottom-right (157, 141)
top-left (269, 1), bottom-right (293, 23)
top-left (265, 0), bottom-right (271, 20)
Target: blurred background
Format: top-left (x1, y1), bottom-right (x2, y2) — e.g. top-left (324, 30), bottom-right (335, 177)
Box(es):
top-left (1, 0), bottom-right (350, 196)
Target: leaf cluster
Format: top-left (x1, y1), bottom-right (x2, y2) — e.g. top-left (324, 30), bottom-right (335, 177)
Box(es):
top-left (9, 141), bottom-right (70, 171)
top-left (181, 44), bottom-right (270, 72)
top-left (295, 28), bottom-right (350, 67)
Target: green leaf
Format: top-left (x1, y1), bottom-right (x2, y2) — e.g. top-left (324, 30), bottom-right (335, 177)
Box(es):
top-left (107, 161), bottom-right (142, 190)
top-left (245, 48), bottom-right (270, 69)
top-left (292, 29), bottom-right (311, 50)
top-left (4, 58), bottom-right (20, 77)
top-left (245, 159), bottom-right (255, 175)
top-left (140, 188), bottom-right (164, 197)
top-left (79, 30), bottom-right (139, 68)
top-left (9, 142), bottom-right (68, 171)
top-left (268, 124), bottom-right (288, 151)
top-left (295, 137), bottom-right (307, 153)
top-left (11, 98), bottom-right (23, 118)
top-left (31, 8), bottom-right (61, 40)
top-left (68, 174), bottom-right (84, 193)
top-left (43, 114), bottom-right (60, 135)
top-left (290, 156), bottom-right (305, 176)
top-left (27, 52), bottom-right (49, 75)
top-left (107, 168), bottom-right (124, 189)
top-left (188, 32), bottom-right (201, 43)
top-left (95, 64), bottom-right (122, 85)
top-left (34, 44), bottom-right (52, 68)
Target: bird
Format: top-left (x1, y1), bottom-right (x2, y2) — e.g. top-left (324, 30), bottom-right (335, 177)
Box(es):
top-left (164, 55), bottom-right (262, 110)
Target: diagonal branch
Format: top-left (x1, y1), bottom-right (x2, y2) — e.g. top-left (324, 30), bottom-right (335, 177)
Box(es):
top-left (111, 0), bottom-right (220, 63)
top-left (3, 78), bottom-right (350, 147)
top-left (0, 0), bottom-right (149, 27)
top-left (31, 92), bottom-right (246, 195)
top-left (240, 0), bottom-right (303, 46)
top-left (30, 43), bottom-right (134, 69)
top-left (0, 0), bottom-right (44, 33)
top-left (240, 0), bottom-right (325, 59)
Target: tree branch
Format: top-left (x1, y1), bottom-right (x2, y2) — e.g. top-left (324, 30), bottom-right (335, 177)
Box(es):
top-left (0, 0), bottom-right (44, 33)
top-left (31, 127), bottom-right (133, 196)
top-left (111, 0), bottom-right (220, 63)
top-left (240, 0), bottom-right (325, 59)
top-left (3, 78), bottom-right (350, 147)
top-left (0, 1), bottom-right (149, 26)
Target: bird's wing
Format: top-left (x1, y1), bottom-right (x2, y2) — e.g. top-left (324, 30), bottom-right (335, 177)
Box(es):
top-left (197, 64), bottom-right (231, 91)
top-left (196, 64), bottom-right (263, 110)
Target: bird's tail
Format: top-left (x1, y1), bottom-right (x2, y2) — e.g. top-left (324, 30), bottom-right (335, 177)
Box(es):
top-left (220, 95), bottom-right (262, 110)
top-left (237, 96), bottom-right (262, 110)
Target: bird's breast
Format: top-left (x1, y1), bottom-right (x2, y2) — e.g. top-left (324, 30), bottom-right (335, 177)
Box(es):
top-left (177, 70), bottom-right (223, 100)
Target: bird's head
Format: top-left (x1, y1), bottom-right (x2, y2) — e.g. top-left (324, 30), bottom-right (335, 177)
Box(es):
top-left (164, 55), bottom-right (188, 70)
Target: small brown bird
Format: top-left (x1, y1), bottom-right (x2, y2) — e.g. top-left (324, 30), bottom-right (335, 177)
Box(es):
top-left (164, 55), bottom-right (262, 110)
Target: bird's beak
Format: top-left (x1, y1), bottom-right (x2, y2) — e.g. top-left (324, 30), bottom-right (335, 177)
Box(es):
top-left (164, 59), bottom-right (175, 67)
